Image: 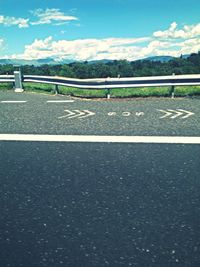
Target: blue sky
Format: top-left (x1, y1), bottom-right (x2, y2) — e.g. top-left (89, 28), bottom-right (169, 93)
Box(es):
top-left (0, 0), bottom-right (200, 61)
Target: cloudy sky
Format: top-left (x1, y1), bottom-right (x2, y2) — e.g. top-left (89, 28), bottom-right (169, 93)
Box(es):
top-left (0, 0), bottom-right (200, 61)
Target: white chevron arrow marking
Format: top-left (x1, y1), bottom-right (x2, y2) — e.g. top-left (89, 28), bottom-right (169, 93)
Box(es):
top-left (157, 109), bottom-right (195, 119)
top-left (79, 110), bottom-right (96, 119)
top-left (157, 109), bottom-right (172, 118)
top-left (58, 110), bottom-right (95, 119)
top-left (177, 109), bottom-right (195, 119)
top-left (167, 109), bottom-right (183, 119)
top-left (58, 110), bottom-right (75, 119)
top-left (67, 110), bottom-right (86, 119)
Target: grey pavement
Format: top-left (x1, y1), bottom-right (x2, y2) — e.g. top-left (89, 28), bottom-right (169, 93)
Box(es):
top-left (0, 90), bottom-right (200, 267)
top-left (0, 91), bottom-right (199, 136)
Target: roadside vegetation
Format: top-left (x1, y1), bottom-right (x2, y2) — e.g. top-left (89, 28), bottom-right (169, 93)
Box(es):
top-left (0, 52), bottom-right (200, 78)
top-left (0, 51), bottom-right (200, 98)
top-left (0, 82), bottom-right (200, 98)
top-left (0, 83), bottom-right (13, 90)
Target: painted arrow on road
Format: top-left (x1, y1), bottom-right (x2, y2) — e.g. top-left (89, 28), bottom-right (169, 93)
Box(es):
top-left (157, 109), bottom-right (195, 119)
top-left (58, 110), bottom-right (95, 119)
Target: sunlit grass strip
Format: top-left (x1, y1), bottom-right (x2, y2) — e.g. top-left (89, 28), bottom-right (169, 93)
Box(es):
top-left (59, 86), bottom-right (170, 97)
top-left (58, 85), bottom-right (200, 97)
top-left (0, 82), bottom-right (200, 97)
top-left (175, 86), bottom-right (200, 96)
top-left (23, 82), bottom-right (54, 93)
top-left (110, 87), bottom-right (170, 97)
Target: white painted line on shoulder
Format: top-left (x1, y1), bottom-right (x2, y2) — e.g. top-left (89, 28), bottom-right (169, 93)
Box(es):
top-left (46, 100), bottom-right (74, 103)
top-left (0, 134), bottom-right (200, 144)
top-left (1, 101), bottom-right (27, 103)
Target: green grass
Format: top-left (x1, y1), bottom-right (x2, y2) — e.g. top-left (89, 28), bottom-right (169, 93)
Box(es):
top-left (175, 86), bottom-right (200, 96)
top-left (58, 86), bottom-right (170, 98)
top-left (110, 87), bottom-right (170, 97)
top-left (58, 86), bottom-right (107, 98)
top-left (1, 82), bottom-right (200, 98)
top-left (23, 82), bottom-right (54, 93)
top-left (58, 85), bottom-right (200, 98)
top-left (0, 83), bottom-right (13, 90)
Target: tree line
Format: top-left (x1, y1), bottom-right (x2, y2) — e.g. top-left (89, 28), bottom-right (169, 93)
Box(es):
top-left (0, 52), bottom-right (200, 78)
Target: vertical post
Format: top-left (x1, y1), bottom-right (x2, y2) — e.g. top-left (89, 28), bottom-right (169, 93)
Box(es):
top-left (106, 89), bottom-right (111, 99)
top-left (170, 86), bottom-right (175, 98)
top-left (105, 77), bottom-right (111, 99)
top-left (14, 70), bottom-right (24, 92)
top-left (54, 84), bottom-right (59, 94)
top-left (170, 73), bottom-right (175, 98)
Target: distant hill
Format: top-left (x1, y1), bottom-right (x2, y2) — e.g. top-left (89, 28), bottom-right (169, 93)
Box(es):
top-left (0, 58), bottom-right (73, 66)
top-left (142, 55), bottom-right (190, 62)
top-left (88, 59), bottom-right (114, 64)
top-left (0, 52), bottom-right (199, 78)
top-left (143, 56), bottom-right (175, 62)
top-left (0, 55), bottom-right (190, 66)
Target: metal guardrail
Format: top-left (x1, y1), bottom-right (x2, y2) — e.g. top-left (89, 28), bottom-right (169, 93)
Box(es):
top-left (23, 74), bottom-right (200, 89)
top-left (1, 73), bottom-right (200, 88)
top-left (0, 75), bottom-right (15, 83)
top-left (0, 72), bottom-right (200, 97)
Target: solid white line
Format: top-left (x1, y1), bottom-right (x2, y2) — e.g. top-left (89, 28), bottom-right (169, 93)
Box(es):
top-left (1, 101), bottom-right (27, 103)
top-left (0, 134), bottom-right (200, 144)
top-left (46, 100), bottom-right (74, 103)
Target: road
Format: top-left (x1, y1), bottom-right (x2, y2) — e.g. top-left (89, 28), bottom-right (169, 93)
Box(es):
top-left (0, 91), bottom-right (199, 136)
top-left (0, 91), bottom-right (200, 267)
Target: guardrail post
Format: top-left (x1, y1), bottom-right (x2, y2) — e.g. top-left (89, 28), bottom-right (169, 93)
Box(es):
top-left (14, 70), bottom-right (24, 92)
top-left (54, 84), bottom-right (59, 94)
top-left (170, 73), bottom-right (175, 98)
top-left (105, 77), bottom-right (111, 99)
top-left (106, 89), bottom-right (111, 99)
top-left (170, 86), bottom-right (175, 98)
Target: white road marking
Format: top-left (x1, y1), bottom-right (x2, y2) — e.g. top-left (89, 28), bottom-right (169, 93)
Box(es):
top-left (158, 109), bottom-right (173, 118)
top-left (58, 110), bottom-right (75, 119)
top-left (177, 109), bottom-right (195, 119)
top-left (46, 100), bottom-right (74, 103)
top-left (157, 109), bottom-right (195, 119)
top-left (58, 110), bottom-right (95, 119)
top-left (67, 110), bottom-right (86, 119)
top-left (0, 134), bottom-right (200, 144)
top-left (122, 112), bottom-right (131, 117)
top-left (1, 101), bottom-right (27, 103)
top-left (107, 111), bottom-right (145, 117)
top-left (135, 112), bottom-right (145, 117)
top-left (108, 112), bottom-right (117, 116)
top-left (79, 110), bottom-right (96, 119)
top-left (168, 109), bottom-right (183, 119)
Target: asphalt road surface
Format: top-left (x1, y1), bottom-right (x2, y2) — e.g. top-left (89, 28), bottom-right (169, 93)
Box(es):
top-left (0, 91), bottom-right (200, 267)
top-left (0, 91), bottom-right (199, 136)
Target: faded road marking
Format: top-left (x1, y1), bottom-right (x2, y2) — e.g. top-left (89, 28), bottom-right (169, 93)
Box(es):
top-left (46, 100), bottom-right (74, 103)
top-left (1, 101), bottom-right (27, 103)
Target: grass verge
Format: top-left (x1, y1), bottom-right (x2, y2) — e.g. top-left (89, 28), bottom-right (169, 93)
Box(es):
top-left (0, 83), bottom-right (13, 90)
top-left (0, 82), bottom-right (200, 98)
top-left (52, 84), bottom-right (200, 98)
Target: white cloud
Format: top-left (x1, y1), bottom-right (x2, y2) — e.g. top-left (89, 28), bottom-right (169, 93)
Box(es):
top-left (12, 36), bottom-right (151, 61)
top-left (30, 8), bottom-right (78, 25)
top-left (0, 15), bottom-right (29, 28)
top-left (0, 8), bottom-right (78, 29)
top-left (4, 22), bottom-right (200, 61)
top-left (174, 38), bottom-right (200, 55)
top-left (153, 21), bottom-right (200, 39)
top-left (0, 38), bottom-right (4, 50)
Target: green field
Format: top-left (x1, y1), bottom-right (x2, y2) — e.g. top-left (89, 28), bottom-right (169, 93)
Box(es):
top-left (1, 82), bottom-right (200, 98)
